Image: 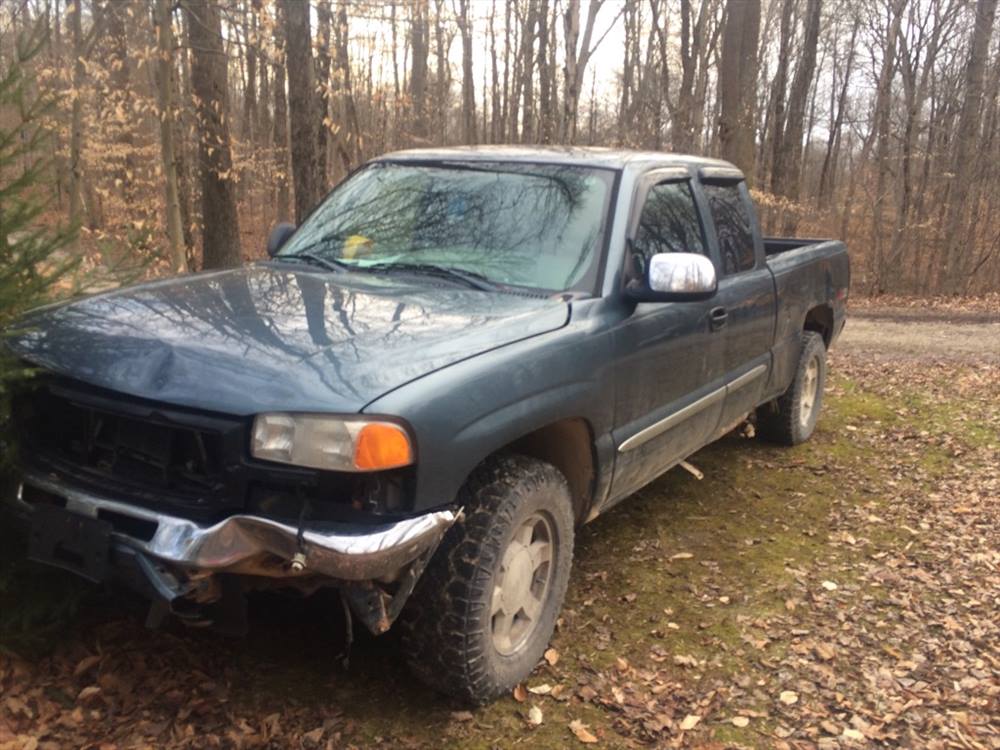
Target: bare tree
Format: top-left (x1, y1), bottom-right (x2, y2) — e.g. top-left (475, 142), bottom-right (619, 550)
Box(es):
top-left (718, 0), bottom-right (761, 181)
top-left (944, 0), bottom-right (999, 291)
top-left (456, 0), bottom-right (476, 144)
top-left (281, 0), bottom-right (322, 222)
top-left (153, 0), bottom-right (187, 271)
top-left (183, 0), bottom-right (241, 268)
top-left (272, 1), bottom-right (291, 223)
top-left (773, 0), bottom-right (823, 217)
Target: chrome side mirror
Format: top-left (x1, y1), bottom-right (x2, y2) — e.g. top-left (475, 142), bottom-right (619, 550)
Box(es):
top-left (266, 222), bottom-right (296, 257)
top-left (628, 252), bottom-right (717, 302)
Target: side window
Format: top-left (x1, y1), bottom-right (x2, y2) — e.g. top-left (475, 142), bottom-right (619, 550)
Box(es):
top-left (633, 181), bottom-right (706, 263)
top-left (703, 183), bottom-right (756, 275)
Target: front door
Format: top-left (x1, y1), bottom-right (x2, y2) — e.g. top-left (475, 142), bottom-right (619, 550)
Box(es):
top-left (607, 175), bottom-right (728, 504)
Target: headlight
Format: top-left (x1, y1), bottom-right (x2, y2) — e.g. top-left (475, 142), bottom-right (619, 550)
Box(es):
top-left (251, 414), bottom-right (414, 472)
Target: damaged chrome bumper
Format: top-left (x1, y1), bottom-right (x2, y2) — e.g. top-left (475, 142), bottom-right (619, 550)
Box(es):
top-left (13, 473), bottom-right (457, 584)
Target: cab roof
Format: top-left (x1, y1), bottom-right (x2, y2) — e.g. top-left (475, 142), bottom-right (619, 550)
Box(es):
top-left (373, 145), bottom-right (739, 177)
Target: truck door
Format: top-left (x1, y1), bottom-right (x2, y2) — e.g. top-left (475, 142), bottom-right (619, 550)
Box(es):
top-left (608, 172), bottom-right (728, 503)
top-left (698, 177), bottom-right (776, 433)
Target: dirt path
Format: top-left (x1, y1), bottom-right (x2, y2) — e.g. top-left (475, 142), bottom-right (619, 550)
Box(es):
top-left (839, 305), bottom-right (1000, 364)
top-left (1, 307), bottom-right (997, 750)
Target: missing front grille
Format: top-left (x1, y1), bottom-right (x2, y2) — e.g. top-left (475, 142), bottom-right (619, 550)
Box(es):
top-left (20, 484), bottom-right (68, 508)
top-left (96, 509), bottom-right (158, 541)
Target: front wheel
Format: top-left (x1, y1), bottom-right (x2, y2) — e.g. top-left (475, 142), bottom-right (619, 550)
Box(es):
top-left (398, 455), bottom-right (575, 704)
top-left (757, 330), bottom-right (827, 445)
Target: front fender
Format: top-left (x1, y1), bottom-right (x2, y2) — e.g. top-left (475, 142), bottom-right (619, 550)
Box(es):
top-left (363, 307), bottom-right (617, 513)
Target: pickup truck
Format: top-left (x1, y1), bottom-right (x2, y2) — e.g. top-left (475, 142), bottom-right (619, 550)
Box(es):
top-left (4, 147), bottom-right (848, 703)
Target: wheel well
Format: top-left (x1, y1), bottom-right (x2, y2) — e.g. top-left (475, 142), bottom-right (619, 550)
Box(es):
top-left (505, 418), bottom-right (596, 523)
top-left (804, 305), bottom-right (834, 347)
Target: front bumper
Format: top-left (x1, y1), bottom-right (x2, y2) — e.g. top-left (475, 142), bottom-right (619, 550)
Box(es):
top-left (14, 472), bottom-right (456, 581)
top-left (11, 472), bottom-right (457, 632)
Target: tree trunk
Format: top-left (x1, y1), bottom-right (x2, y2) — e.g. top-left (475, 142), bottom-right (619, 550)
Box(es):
top-left (153, 0), bottom-right (187, 271)
top-left (272, 2), bottom-right (291, 223)
top-left (67, 0), bottom-right (85, 237)
top-left (184, 0), bottom-right (242, 269)
top-left (490, 0), bottom-right (502, 142)
top-left (718, 0), bottom-right (760, 181)
top-left (409, 0), bottom-right (430, 139)
top-left (457, 0), bottom-right (476, 143)
top-left (561, 0), bottom-right (607, 144)
top-left (519, 0), bottom-right (538, 143)
top-left (316, 0), bottom-right (333, 187)
top-left (281, 0), bottom-right (322, 223)
top-left (944, 0), bottom-right (999, 292)
top-left (765, 0), bottom-right (794, 192)
top-left (817, 18), bottom-right (858, 205)
top-left (773, 0), bottom-right (822, 206)
top-left (537, 0), bottom-right (553, 144)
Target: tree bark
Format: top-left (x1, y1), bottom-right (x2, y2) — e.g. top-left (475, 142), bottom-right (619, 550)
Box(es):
top-left (153, 0), bottom-right (187, 271)
top-left (272, 1), bottom-right (291, 223)
top-left (765, 0), bottom-right (794, 191)
top-left (457, 0), bottom-right (476, 143)
top-left (561, 0), bottom-right (609, 144)
top-left (718, 0), bottom-right (760, 181)
top-left (773, 0), bottom-right (822, 205)
top-left (817, 17), bottom-right (858, 205)
top-left (67, 0), bottom-right (85, 236)
top-left (316, 0), bottom-right (333, 187)
top-left (409, 0), bottom-right (430, 139)
top-left (281, 0), bottom-right (322, 223)
top-left (944, 0), bottom-right (999, 291)
top-left (183, 0), bottom-right (242, 268)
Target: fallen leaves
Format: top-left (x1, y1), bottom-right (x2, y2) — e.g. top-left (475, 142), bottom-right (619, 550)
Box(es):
top-left (779, 691), bottom-right (799, 705)
top-left (543, 648), bottom-right (560, 666)
top-left (526, 705), bottom-right (543, 727)
top-left (569, 719), bottom-right (598, 744)
top-left (679, 714), bottom-right (701, 731)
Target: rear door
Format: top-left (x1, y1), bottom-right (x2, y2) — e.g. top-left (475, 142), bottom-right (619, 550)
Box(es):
top-left (697, 174), bottom-right (776, 433)
top-left (608, 170), bottom-right (727, 502)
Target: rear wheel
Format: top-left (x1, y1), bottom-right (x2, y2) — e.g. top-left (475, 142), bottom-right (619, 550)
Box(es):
top-left (757, 330), bottom-right (827, 445)
top-left (398, 455), bottom-right (574, 704)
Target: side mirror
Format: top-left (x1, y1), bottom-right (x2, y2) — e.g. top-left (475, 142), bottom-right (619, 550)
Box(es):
top-left (627, 252), bottom-right (717, 302)
top-left (266, 222), bottom-right (296, 257)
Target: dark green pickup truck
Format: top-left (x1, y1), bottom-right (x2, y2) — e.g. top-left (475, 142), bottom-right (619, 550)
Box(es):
top-left (6, 147), bottom-right (848, 702)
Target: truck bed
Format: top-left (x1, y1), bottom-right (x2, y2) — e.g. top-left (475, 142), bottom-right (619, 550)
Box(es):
top-left (763, 237), bottom-right (850, 396)
top-left (763, 236), bottom-right (833, 257)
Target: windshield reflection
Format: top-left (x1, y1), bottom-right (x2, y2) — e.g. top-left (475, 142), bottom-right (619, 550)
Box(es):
top-left (279, 162), bottom-right (615, 292)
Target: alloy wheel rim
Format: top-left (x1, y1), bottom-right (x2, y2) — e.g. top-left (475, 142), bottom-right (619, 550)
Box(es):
top-left (800, 356), bottom-right (820, 428)
top-left (491, 511), bottom-right (555, 656)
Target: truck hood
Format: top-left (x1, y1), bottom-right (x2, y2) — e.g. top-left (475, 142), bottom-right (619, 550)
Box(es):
top-left (7, 264), bottom-right (570, 415)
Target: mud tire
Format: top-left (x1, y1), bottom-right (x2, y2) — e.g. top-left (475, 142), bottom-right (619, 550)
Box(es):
top-left (398, 454), bottom-right (574, 704)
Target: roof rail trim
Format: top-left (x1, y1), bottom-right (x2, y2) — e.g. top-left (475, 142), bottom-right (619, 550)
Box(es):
top-left (699, 166), bottom-right (744, 182)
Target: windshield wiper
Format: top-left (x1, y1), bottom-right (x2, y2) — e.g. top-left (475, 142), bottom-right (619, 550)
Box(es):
top-left (274, 251), bottom-right (351, 274)
top-left (366, 262), bottom-right (500, 291)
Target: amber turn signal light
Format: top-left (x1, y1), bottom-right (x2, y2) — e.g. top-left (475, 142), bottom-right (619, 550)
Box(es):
top-left (353, 422), bottom-right (414, 470)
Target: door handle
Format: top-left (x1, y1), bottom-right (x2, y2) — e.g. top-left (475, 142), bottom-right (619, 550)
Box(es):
top-left (709, 306), bottom-right (728, 331)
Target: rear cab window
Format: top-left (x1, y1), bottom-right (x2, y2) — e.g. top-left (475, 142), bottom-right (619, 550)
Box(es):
top-left (702, 183), bottom-right (756, 275)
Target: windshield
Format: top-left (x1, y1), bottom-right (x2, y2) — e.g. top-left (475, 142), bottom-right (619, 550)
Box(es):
top-left (277, 161), bottom-right (616, 292)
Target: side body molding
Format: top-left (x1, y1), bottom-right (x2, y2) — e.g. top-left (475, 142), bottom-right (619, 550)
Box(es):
top-left (617, 363), bottom-right (768, 453)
